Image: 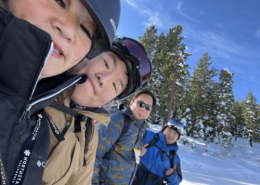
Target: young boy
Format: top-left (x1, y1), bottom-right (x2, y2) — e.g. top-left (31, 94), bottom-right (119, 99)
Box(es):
top-left (133, 119), bottom-right (183, 185)
top-left (43, 38), bottom-right (152, 185)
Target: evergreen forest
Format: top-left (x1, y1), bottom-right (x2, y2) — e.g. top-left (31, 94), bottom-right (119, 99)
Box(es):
top-left (118, 25), bottom-right (260, 147)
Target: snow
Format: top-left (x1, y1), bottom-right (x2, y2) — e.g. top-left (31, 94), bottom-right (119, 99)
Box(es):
top-left (223, 68), bottom-right (233, 76)
top-left (148, 123), bottom-right (260, 185)
top-left (176, 81), bottom-right (183, 86)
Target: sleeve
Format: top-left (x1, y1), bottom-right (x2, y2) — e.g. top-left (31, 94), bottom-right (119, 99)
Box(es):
top-left (92, 111), bottom-right (125, 184)
top-left (66, 124), bottom-right (98, 185)
top-left (166, 160), bottom-right (182, 185)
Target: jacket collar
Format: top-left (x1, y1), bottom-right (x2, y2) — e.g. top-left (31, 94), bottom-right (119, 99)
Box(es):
top-left (58, 93), bottom-right (110, 127)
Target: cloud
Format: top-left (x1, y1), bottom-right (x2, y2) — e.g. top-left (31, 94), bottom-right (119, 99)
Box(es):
top-left (142, 11), bottom-right (162, 27)
top-left (256, 29), bottom-right (260, 38)
top-left (123, 0), bottom-right (163, 28)
top-left (176, 0), bottom-right (201, 24)
top-left (124, 0), bottom-right (138, 9)
top-left (189, 30), bottom-right (244, 59)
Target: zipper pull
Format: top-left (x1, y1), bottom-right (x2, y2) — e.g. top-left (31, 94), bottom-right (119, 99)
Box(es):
top-left (19, 104), bottom-right (32, 122)
top-left (25, 105), bottom-right (32, 120)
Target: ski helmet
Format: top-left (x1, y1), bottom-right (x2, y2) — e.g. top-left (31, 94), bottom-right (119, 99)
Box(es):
top-left (162, 119), bottom-right (184, 139)
top-left (110, 37), bottom-right (152, 100)
top-left (80, 0), bottom-right (121, 59)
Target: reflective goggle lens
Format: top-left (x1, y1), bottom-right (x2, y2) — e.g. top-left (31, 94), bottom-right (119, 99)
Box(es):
top-left (120, 38), bottom-right (152, 87)
top-left (169, 125), bottom-right (183, 135)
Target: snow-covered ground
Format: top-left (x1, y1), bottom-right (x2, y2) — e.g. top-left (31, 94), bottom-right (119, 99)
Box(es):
top-left (148, 123), bottom-right (260, 185)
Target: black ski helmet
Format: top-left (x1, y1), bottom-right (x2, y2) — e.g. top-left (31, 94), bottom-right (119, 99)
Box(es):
top-left (80, 0), bottom-right (121, 59)
top-left (110, 37), bottom-right (152, 100)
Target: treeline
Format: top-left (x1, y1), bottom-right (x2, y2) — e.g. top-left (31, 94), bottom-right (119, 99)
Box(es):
top-left (120, 25), bottom-right (260, 147)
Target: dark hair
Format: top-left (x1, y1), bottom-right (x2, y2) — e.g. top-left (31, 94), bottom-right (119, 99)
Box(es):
top-left (132, 90), bottom-right (157, 107)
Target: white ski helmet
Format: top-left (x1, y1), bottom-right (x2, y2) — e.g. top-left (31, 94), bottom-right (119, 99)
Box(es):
top-left (162, 119), bottom-right (184, 139)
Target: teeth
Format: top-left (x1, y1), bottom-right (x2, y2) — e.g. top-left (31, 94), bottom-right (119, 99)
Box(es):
top-left (54, 48), bottom-right (61, 55)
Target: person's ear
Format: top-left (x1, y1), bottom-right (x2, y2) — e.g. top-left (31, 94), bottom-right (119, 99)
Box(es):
top-left (129, 100), bottom-right (134, 107)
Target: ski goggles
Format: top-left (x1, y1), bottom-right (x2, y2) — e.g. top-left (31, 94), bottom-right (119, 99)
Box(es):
top-left (111, 37), bottom-right (152, 99)
top-left (168, 119), bottom-right (184, 135)
top-left (134, 100), bottom-right (152, 111)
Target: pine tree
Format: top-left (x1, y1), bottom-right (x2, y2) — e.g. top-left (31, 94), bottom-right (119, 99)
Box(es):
top-left (244, 90), bottom-right (259, 142)
top-left (206, 82), bottom-right (219, 143)
top-left (162, 25), bottom-right (191, 125)
top-left (190, 53), bottom-right (218, 140)
top-left (180, 84), bottom-right (195, 136)
top-left (141, 25), bottom-right (191, 125)
top-left (145, 31), bottom-right (166, 124)
top-left (138, 25), bottom-right (158, 61)
top-left (257, 104), bottom-right (260, 141)
top-left (217, 68), bottom-right (235, 147)
top-left (152, 25), bottom-right (191, 125)
top-left (233, 99), bottom-right (247, 141)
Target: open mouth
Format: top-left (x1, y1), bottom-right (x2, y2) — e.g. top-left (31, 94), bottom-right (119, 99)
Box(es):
top-left (53, 48), bottom-right (63, 56)
top-left (52, 41), bottom-right (64, 57)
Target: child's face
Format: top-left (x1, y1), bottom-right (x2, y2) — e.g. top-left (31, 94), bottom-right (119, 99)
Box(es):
top-left (70, 51), bottom-right (128, 107)
top-left (163, 127), bottom-right (179, 144)
top-left (11, 0), bottom-right (94, 78)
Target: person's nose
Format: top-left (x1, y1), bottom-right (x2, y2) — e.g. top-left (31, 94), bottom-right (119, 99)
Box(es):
top-left (52, 13), bottom-right (76, 43)
top-left (96, 73), bottom-right (111, 88)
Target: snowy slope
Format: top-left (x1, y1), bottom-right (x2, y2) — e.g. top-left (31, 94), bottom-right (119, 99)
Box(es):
top-left (148, 123), bottom-right (260, 185)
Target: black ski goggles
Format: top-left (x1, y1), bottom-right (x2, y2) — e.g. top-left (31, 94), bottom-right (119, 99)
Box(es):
top-left (111, 37), bottom-right (152, 99)
top-left (134, 100), bottom-right (152, 111)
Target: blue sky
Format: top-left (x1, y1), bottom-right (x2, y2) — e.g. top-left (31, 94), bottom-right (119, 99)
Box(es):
top-left (116, 0), bottom-right (260, 103)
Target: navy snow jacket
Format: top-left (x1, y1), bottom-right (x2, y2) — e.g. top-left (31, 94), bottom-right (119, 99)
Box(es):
top-left (0, 8), bottom-right (86, 185)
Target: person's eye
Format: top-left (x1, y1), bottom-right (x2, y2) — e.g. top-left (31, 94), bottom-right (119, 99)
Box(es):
top-left (113, 83), bottom-right (117, 92)
top-left (55, 0), bottom-right (66, 8)
top-left (104, 60), bottom-right (109, 69)
top-left (80, 25), bottom-right (91, 40)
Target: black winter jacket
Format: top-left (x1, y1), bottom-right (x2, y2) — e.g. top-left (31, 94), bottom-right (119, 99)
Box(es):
top-left (0, 8), bottom-right (86, 185)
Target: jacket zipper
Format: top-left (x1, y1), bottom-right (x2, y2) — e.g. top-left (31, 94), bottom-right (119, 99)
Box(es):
top-left (22, 77), bottom-right (82, 120)
top-left (19, 42), bottom-right (54, 121)
top-left (30, 43), bottom-right (54, 100)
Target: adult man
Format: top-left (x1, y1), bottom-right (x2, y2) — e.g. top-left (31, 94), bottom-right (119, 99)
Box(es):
top-left (92, 90), bottom-right (157, 185)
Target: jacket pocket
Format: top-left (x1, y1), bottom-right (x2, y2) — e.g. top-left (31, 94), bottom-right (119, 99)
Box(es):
top-left (42, 134), bottom-right (81, 185)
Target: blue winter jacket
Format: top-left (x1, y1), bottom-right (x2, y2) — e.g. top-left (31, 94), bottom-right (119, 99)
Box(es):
top-left (92, 105), bottom-right (145, 185)
top-left (135, 130), bottom-right (182, 185)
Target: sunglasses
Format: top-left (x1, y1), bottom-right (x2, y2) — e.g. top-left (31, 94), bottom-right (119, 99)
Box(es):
top-left (111, 37), bottom-right (152, 99)
top-left (134, 100), bottom-right (152, 111)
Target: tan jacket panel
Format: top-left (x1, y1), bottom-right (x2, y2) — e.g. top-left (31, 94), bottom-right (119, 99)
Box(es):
top-left (42, 96), bottom-right (109, 185)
